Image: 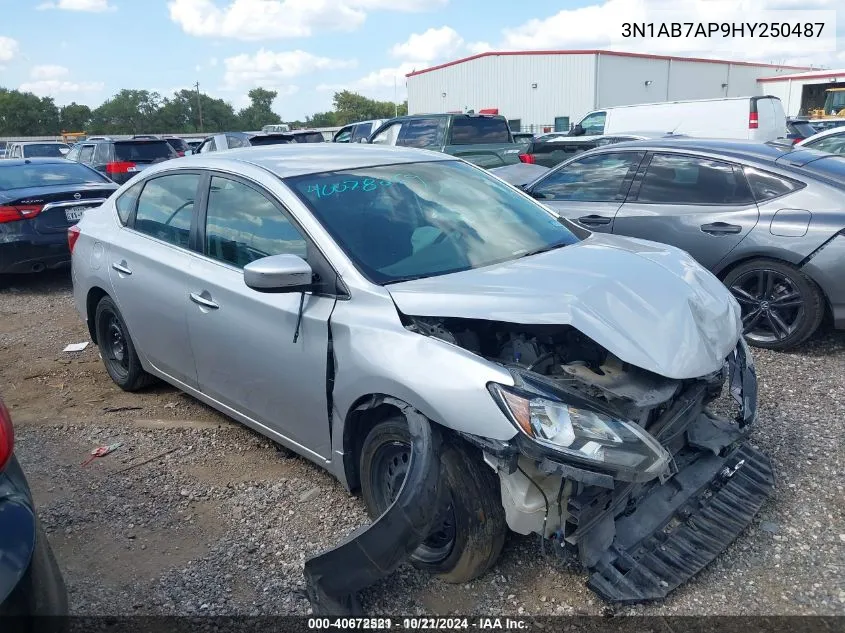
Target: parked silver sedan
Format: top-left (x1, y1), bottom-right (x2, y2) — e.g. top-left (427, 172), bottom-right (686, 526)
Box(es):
top-left (70, 144), bottom-right (772, 610)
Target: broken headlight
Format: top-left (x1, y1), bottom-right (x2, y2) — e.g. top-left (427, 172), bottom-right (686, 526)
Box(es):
top-left (488, 382), bottom-right (671, 482)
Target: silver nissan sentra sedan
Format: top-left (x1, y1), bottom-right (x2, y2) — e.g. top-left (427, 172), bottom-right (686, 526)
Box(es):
top-left (70, 144), bottom-right (772, 609)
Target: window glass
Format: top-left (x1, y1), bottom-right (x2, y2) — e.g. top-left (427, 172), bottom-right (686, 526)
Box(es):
top-left (115, 181), bottom-right (143, 225)
top-left (288, 161), bottom-right (578, 285)
top-left (114, 141), bottom-right (173, 163)
top-left (21, 143), bottom-right (66, 158)
top-left (637, 154), bottom-right (754, 204)
top-left (531, 152), bottom-right (643, 201)
top-left (133, 174), bottom-right (199, 247)
top-left (371, 123), bottom-right (401, 145)
top-left (93, 143), bottom-right (111, 164)
top-left (78, 145), bottom-right (95, 163)
top-left (449, 117), bottom-right (510, 145)
top-left (334, 127), bottom-right (353, 143)
top-left (226, 134), bottom-right (246, 149)
top-left (743, 167), bottom-right (804, 201)
top-left (11, 145), bottom-right (21, 158)
top-left (397, 118), bottom-right (443, 148)
top-left (351, 123), bottom-right (372, 143)
top-left (65, 145), bottom-right (81, 161)
top-left (205, 176), bottom-right (307, 268)
top-left (198, 138), bottom-right (216, 153)
top-left (578, 112), bottom-right (606, 135)
top-left (806, 133), bottom-right (845, 154)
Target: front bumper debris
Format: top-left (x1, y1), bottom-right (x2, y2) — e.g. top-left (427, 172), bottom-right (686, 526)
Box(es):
top-left (303, 407), bottom-right (444, 615)
top-left (586, 441), bottom-right (774, 603)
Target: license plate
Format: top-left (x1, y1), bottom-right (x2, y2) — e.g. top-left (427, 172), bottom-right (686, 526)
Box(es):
top-left (65, 206), bottom-right (89, 222)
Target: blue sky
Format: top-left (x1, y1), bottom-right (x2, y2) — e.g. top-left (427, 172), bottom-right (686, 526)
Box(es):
top-left (0, 0), bottom-right (841, 120)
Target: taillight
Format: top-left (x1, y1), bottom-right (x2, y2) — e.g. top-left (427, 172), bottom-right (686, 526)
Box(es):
top-left (0, 399), bottom-right (14, 472)
top-left (0, 204), bottom-right (43, 223)
top-left (106, 161), bottom-right (137, 175)
top-left (519, 153), bottom-right (536, 164)
top-left (177, 151), bottom-right (185, 157)
top-left (68, 224), bottom-right (81, 253)
top-left (749, 112), bottom-right (759, 129)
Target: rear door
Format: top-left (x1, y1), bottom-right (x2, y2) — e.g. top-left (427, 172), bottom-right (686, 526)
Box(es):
top-left (614, 152), bottom-right (760, 269)
top-left (526, 150), bottom-right (645, 232)
top-left (107, 172), bottom-right (203, 387)
top-left (753, 97), bottom-right (787, 142)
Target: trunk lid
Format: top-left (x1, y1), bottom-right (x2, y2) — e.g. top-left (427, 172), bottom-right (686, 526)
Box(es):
top-left (3, 183), bottom-right (117, 233)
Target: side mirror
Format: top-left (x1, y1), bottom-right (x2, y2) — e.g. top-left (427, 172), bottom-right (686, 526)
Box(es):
top-left (244, 254), bottom-right (313, 292)
top-left (570, 124), bottom-right (585, 136)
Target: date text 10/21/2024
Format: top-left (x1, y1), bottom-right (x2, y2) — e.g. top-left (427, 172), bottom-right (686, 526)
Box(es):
top-left (307, 618), bottom-right (529, 630)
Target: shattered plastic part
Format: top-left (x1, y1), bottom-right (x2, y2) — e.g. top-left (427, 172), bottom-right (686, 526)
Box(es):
top-left (303, 404), bottom-right (444, 615)
top-left (586, 442), bottom-right (774, 603)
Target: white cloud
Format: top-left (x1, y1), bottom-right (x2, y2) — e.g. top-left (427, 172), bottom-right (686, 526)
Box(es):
top-left (0, 36), bottom-right (19, 63)
top-left (30, 65), bottom-right (70, 80)
top-left (390, 26), bottom-right (464, 63)
top-left (168, 0), bottom-right (447, 41)
top-left (466, 41), bottom-right (493, 55)
top-left (19, 79), bottom-right (105, 97)
top-left (37, 0), bottom-right (115, 12)
top-left (223, 49), bottom-right (355, 90)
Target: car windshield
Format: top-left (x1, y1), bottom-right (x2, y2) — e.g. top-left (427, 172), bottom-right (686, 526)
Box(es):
top-left (0, 162), bottom-right (110, 190)
top-left (22, 143), bottom-right (68, 158)
top-left (287, 160), bottom-right (579, 284)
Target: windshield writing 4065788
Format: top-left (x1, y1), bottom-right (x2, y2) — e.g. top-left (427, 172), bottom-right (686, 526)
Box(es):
top-left (304, 174), bottom-right (428, 198)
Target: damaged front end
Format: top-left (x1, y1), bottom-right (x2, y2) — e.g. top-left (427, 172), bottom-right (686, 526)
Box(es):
top-left (410, 315), bottom-right (773, 604)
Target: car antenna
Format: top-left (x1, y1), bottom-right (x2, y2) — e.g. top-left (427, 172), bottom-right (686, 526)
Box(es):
top-left (293, 291), bottom-right (306, 343)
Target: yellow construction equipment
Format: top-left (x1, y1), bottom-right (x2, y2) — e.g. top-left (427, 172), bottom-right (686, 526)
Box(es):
top-left (61, 131), bottom-right (86, 143)
top-left (808, 88), bottom-right (845, 119)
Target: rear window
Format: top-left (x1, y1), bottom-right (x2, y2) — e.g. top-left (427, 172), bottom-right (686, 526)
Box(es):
top-left (449, 117), bottom-right (511, 145)
top-left (22, 143), bottom-right (67, 158)
top-left (165, 138), bottom-right (189, 152)
top-left (249, 135), bottom-right (294, 146)
top-left (789, 122), bottom-right (817, 137)
top-left (114, 141), bottom-right (175, 163)
top-left (0, 161), bottom-right (110, 190)
top-left (292, 132), bottom-right (324, 143)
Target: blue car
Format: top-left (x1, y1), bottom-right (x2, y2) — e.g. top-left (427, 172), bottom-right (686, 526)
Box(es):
top-left (0, 158), bottom-right (117, 281)
top-left (0, 397), bottom-right (67, 618)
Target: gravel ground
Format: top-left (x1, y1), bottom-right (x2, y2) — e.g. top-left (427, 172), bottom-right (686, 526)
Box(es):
top-left (2, 271), bottom-right (844, 616)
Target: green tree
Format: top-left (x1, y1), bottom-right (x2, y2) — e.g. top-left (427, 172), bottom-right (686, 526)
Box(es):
top-left (330, 90), bottom-right (404, 125)
top-left (0, 88), bottom-right (61, 135)
top-left (237, 88), bottom-right (282, 130)
top-left (305, 111), bottom-right (339, 127)
top-left (89, 89), bottom-right (163, 134)
top-left (59, 102), bottom-right (92, 132)
top-left (154, 90), bottom-right (238, 133)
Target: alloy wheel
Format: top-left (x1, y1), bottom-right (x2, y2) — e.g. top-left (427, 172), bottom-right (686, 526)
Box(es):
top-left (729, 268), bottom-right (805, 345)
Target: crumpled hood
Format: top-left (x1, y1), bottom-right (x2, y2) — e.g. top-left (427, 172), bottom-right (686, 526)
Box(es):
top-left (387, 233), bottom-right (742, 379)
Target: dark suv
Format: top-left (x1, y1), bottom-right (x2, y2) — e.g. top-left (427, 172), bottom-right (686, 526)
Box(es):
top-left (65, 138), bottom-right (177, 184)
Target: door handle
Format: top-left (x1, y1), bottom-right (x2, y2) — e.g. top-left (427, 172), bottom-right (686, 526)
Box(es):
top-left (701, 222), bottom-right (742, 235)
top-left (111, 262), bottom-right (132, 275)
top-left (577, 214), bottom-right (612, 226)
top-left (189, 292), bottom-right (219, 309)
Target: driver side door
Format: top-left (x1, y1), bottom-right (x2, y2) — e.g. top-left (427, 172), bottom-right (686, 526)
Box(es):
top-left (526, 151), bottom-right (645, 233)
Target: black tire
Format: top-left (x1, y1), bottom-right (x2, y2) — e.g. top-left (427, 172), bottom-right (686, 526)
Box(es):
top-left (723, 258), bottom-right (824, 351)
top-left (360, 416), bottom-right (507, 583)
top-left (94, 295), bottom-right (156, 391)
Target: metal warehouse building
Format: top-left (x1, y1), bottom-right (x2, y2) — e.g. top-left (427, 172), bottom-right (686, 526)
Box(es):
top-left (756, 68), bottom-right (845, 117)
top-left (406, 50), bottom-right (809, 133)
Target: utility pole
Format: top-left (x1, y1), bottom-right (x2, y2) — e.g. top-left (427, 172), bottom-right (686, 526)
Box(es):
top-left (195, 81), bottom-right (204, 133)
top-left (394, 76), bottom-right (399, 117)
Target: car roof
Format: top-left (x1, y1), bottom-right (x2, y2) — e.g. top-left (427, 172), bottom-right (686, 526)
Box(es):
top-left (596, 138), bottom-right (795, 163)
top-left (171, 143), bottom-right (453, 178)
top-left (0, 157), bottom-right (76, 167)
top-left (797, 126), bottom-right (845, 145)
top-left (17, 140), bottom-right (67, 145)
